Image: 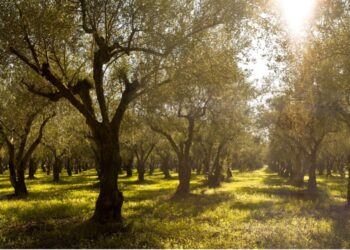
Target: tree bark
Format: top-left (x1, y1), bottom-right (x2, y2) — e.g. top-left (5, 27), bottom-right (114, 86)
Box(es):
top-left (307, 151), bottom-right (318, 192)
top-left (46, 162), bottom-right (51, 175)
top-left (226, 167), bottom-right (233, 180)
top-left (174, 158), bottom-right (191, 196)
top-left (208, 142), bottom-right (225, 188)
top-left (124, 157), bottom-right (133, 177)
top-left (66, 160), bottom-right (73, 176)
top-left (92, 132), bottom-right (124, 224)
top-left (15, 165), bottom-right (28, 195)
top-left (289, 172), bottom-right (304, 187)
top-left (161, 156), bottom-right (171, 179)
top-left (0, 157), bottom-right (3, 174)
top-left (137, 162), bottom-right (145, 182)
top-left (53, 159), bottom-right (60, 182)
top-left (289, 154), bottom-right (305, 187)
top-left (28, 158), bottom-right (36, 179)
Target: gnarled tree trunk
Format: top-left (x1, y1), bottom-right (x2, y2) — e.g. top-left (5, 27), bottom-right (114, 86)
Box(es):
top-left (92, 130), bottom-right (124, 224)
top-left (175, 158), bottom-right (191, 196)
top-left (15, 165), bottom-right (28, 195)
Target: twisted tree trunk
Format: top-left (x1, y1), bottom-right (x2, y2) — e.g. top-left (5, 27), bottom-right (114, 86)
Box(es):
top-left (175, 157), bottom-right (191, 196)
top-left (15, 164), bottom-right (28, 195)
top-left (92, 132), bottom-right (124, 223)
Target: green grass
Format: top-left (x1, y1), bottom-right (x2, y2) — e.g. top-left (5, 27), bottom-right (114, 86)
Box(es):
top-left (0, 167), bottom-right (349, 248)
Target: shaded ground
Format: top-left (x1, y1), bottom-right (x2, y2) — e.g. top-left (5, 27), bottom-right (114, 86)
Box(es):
top-left (0, 168), bottom-right (349, 248)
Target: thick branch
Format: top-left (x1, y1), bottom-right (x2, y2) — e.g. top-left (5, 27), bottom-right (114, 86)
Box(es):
top-left (17, 111), bottom-right (40, 163)
top-left (150, 125), bottom-right (181, 158)
top-left (110, 79), bottom-right (139, 129)
top-left (9, 47), bottom-right (40, 73)
top-left (79, 0), bottom-right (94, 33)
top-left (22, 80), bottom-right (63, 102)
top-left (22, 113), bottom-right (55, 165)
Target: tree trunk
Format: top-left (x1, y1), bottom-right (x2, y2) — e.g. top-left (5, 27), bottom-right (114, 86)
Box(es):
top-left (53, 159), bottom-right (60, 182)
top-left (174, 158), bottom-right (191, 197)
top-left (226, 167), bottom-right (233, 180)
top-left (15, 166), bottom-right (28, 195)
top-left (307, 153), bottom-right (317, 192)
top-left (66, 160), bottom-right (73, 176)
top-left (289, 172), bottom-right (304, 187)
top-left (74, 163), bottom-right (79, 174)
top-left (326, 159), bottom-right (333, 178)
top-left (46, 161), bottom-right (51, 175)
top-left (208, 143), bottom-right (225, 188)
top-left (122, 157), bottom-right (134, 177)
top-left (41, 161), bottom-right (47, 173)
top-left (28, 158), bottom-right (36, 179)
top-left (8, 156), bottom-right (17, 189)
top-left (124, 158), bottom-right (133, 177)
top-left (92, 137), bottom-right (124, 224)
top-left (289, 154), bottom-right (305, 187)
top-left (0, 157), bottom-right (3, 174)
top-left (149, 161), bottom-right (155, 175)
top-left (161, 157), bottom-right (171, 179)
top-left (137, 163), bottom-right (145, 182)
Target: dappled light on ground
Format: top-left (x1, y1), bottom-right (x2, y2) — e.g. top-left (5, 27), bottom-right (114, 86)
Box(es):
top-left (0, 168), bottom-right (349, 248)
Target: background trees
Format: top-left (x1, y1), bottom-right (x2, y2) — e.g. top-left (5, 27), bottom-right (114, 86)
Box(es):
top-left (0, 70), bottom-right (54, 195)
top-left (0, 0), bottom-right (259, 223)
top-left (1, 0), bottom-right (350, 237)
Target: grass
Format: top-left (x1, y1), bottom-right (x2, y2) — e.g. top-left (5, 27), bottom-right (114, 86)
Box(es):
top-left (0, 167), bottom-right (349, 248)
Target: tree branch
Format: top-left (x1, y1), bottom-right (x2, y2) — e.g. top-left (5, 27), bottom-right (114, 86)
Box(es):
top-left (150, 125), bottom-right (181, 158)
top-left (22, 113), bottom-right (56, 165)
top-left (9, 47), bottom-right (40, 73)
top-left (21, 79), bottom-right (63, 102)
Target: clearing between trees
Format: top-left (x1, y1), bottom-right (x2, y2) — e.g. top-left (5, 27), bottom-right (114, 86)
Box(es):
top-left (0, 167), bottom-right (349, 248)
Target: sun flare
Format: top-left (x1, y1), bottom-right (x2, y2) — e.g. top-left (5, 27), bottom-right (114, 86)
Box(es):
top-left (277, 0), bottom-right (316, 36)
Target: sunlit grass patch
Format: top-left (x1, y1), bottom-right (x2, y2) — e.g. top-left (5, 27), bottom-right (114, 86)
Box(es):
top-left (0, 168), bottom-right (349, 248)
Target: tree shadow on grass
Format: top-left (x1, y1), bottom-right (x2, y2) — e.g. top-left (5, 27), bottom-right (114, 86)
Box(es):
top-left (262, 174), bottom-right (288, 186)
top-left (127, 191), bottom-right (234, 222)
top-left (230, 200), bottom-right (275, 211)
top-left (0, 188), bottom-right (233, 248)
top-left (129, 179), bottom-right (159, 185)
top-left (326, 205), bottom-right (350, 248)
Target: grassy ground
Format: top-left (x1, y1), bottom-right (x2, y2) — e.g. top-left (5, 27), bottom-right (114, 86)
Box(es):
top-left (0, 167), bottom-right (349, 248)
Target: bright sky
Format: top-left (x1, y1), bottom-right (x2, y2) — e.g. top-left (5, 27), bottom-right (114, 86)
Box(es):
top-left (244, 0), bottom-right (317, 136)
top-left (248, 0), bottom-right (317, 95)
top-left (277, 0), bottom-right (317, 37)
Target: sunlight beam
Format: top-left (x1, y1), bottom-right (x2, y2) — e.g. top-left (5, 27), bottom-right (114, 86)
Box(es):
top-left (277, 0), bottom-right (316, 36)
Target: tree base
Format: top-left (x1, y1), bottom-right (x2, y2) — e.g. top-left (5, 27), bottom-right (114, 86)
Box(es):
top-left (7, 193), bottom-right (28, 200)
top-left (307, 179), bottom-right (317, 192)
top-left (288, 178), bottom-right (304, 187)
top-left (173, 187), bottom-right (190, 199)
top-left (92, 190), bottom-right (124, 224)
